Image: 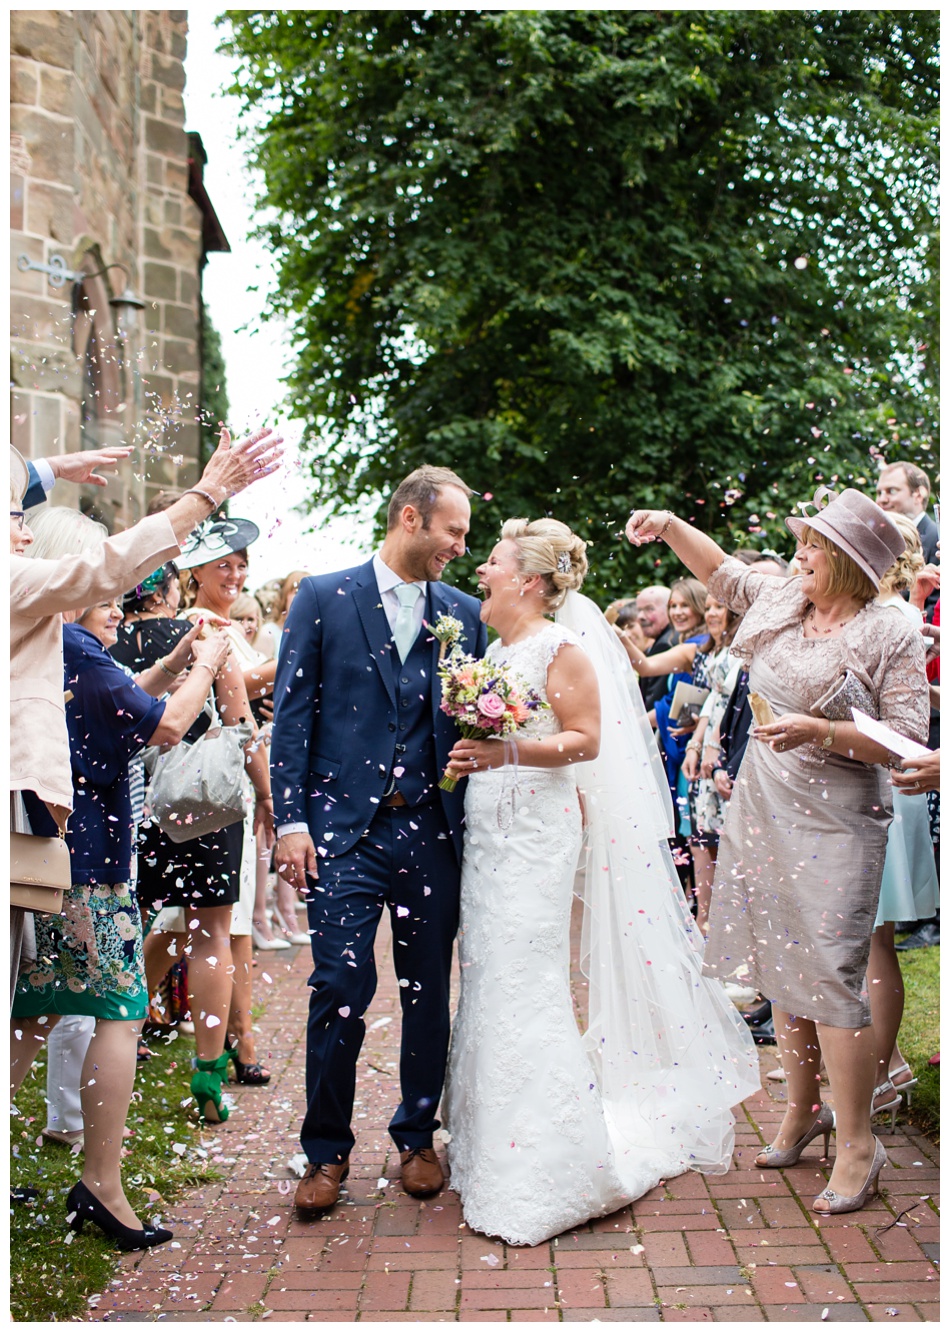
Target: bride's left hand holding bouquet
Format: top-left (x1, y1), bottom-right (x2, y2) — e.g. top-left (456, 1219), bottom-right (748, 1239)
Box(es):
top-left (437, 650), bottom-right (545, 791)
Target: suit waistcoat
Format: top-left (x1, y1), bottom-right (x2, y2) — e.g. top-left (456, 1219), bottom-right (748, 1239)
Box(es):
top-left (388, 626), bottom-right (440, 805)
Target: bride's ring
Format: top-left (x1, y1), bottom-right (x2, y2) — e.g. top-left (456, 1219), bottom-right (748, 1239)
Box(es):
top-left (470, 757), bottom-right (477, 767)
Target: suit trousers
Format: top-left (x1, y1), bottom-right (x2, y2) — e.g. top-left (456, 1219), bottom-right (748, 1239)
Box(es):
top-left (300, 799), bottom-right (461, 1163)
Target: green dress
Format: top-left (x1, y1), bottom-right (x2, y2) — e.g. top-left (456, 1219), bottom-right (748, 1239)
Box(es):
top-left (13, 881), bottom-right (148, 1020)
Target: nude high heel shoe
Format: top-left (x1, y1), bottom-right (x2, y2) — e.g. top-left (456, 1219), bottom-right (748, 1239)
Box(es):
top-left (813, 1137), bottom-right (887, 1215)
top-left (755, 1102), bottom-right (834, 1168)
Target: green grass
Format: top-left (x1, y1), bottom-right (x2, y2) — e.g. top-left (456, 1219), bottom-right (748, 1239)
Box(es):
top-left (9, 1028), bottom-right (220, 1323)
top-left (895, 940), bottom-right (940, 1141)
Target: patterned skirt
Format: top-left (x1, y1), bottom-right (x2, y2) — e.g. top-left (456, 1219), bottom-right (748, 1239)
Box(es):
top-left (12, 881), bottom-right (147, 1021)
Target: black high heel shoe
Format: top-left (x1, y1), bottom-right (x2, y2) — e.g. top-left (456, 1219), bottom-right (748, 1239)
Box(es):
top-left (65, 1180), bottom-right (173, 1251)
top-left (224, 1035), bottom-right (272, 1086)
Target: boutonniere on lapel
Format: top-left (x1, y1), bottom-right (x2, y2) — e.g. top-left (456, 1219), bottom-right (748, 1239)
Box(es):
top-left (424, 613), bottom-right (464, 661)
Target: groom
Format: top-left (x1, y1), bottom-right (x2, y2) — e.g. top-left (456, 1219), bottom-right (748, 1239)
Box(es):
top-left (271, 465), bottom-right (487, 1214)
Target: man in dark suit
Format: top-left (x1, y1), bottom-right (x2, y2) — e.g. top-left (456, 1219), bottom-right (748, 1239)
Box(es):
top-left (271, 466), bottom-right (488, 1214)
top-left (876, 460), bottom-right (939, 565)
top-left (635, 585), bottom-right (676, 712)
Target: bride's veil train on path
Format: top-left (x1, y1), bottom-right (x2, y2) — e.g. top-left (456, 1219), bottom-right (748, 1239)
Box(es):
top-left (556, 590), bottom-right (761, 1186)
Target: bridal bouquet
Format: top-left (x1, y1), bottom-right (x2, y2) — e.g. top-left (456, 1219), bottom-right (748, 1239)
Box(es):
top-left (437, 653), bottom-right (546, 791)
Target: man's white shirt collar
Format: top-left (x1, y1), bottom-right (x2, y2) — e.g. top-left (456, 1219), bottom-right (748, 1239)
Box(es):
top-left (373, 552), bottom-right (427, 596)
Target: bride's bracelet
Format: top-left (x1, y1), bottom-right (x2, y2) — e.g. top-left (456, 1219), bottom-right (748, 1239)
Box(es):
top-left (657, 510), bottom-right (675, 540)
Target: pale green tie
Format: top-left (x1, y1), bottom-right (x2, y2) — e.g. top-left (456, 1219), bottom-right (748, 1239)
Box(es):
top-left (393, 582), bottom-right (422, 662)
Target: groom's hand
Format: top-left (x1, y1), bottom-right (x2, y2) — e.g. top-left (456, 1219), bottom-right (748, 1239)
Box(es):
top-left (276, 831), bottom-right (319, 891)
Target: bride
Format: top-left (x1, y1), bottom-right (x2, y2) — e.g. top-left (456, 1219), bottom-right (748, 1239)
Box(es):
top-left (442, 518), bottom-right (759, 1247)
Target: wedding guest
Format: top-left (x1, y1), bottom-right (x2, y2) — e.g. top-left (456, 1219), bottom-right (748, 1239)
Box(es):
top-left (604, 596), bottom-right (633, 625)
top-left (221, 586), bottom-right (301, 950)
top-left (139, 518), bottom-right (276, 1118)
top-left (254, 568), bottom-right (310, 659)
top-left (12, 512), bottom-right (231, 1250)
top-left (10, 427), bottom-right (282, 1002)
top-left (677, 597), bottom-right (741, 932)
top-left (231, 591), bottom-right (263, 645)
top-left (254, 577), bottom-right (284, 634)
top-left (891, 748), bottom-right (941, 794)
top-left (620, 589), bottom-right (738, 928)
top-left (753, 551), bottom-right (790, 576)
top-left (613, 601), bottom-right (653, 654)
top-left (707, 556), bottom-right (789, 805)
top-left (651, 577), bottom-right (709, 794)
top-left (866, 518), bottom-right (938, 1122)
top-left (43, 1015), bottom-right (94, 1149)
top-left (627, 488), bottom-right (927, 1215)
top-left (898, 565), bottom-right (941, 949)
top-left (28, 511), bottom-right (206, 1070)
top-left (634, 586), bottom-right (675, 711)
top-left (875, 459), bottom-right (939, 565)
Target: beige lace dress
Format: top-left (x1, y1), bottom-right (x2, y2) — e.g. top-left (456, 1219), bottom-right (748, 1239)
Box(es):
top-left (702, 558), bottom-right (928, 1028)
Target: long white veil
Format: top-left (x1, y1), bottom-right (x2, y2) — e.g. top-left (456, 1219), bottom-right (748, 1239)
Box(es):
top-left (556, 590), bottom-right (760, 1178)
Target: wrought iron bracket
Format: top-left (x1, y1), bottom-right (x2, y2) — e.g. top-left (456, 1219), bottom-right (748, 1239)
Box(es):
top-left (17, 253), bottom-right (84, 287)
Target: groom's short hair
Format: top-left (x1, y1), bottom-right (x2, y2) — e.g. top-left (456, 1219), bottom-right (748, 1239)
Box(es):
top-left (387, 466), bottom-right (474, 530)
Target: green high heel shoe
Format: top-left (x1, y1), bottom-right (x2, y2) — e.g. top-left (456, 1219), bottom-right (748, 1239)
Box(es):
top-left (190, 1053), bottom-right (232, 1123)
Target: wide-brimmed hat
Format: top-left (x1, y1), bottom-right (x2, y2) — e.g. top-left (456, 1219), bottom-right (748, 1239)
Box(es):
top-left (10, 446), bottom-right (29, 506)
top-left (176, 517), bottom-right (260, 570)
top-left (785, 486), bottom-right (904, 588)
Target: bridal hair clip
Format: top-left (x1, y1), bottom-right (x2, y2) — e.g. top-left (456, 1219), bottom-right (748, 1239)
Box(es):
top-left (556, 552), bottom-right (571, 575)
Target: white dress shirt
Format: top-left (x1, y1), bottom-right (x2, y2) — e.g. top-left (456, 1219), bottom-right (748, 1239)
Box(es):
top-left (276, 554), bottom-right (428, 838)
top-left (31, 457), bottom-right (55, 497)
top-left (372, 552), bottom-right (428, 638)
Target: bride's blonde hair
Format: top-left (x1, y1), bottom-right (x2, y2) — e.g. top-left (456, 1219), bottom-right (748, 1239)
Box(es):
top-left (500, 518), bottom-right (588, 611)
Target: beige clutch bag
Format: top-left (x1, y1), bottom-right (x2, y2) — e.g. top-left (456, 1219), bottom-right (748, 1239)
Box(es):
top-left (11, 831), bottom-right (70, 915)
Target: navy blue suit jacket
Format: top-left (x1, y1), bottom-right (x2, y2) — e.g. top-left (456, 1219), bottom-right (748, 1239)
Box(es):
top-left (270, 560), bottom-right (488, 864)
top-left (24, 462), bottom-right (46, 509)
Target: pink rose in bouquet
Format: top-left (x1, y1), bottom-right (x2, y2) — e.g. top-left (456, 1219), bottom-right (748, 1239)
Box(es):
top-left (476, 692), bottom-right (506, 721)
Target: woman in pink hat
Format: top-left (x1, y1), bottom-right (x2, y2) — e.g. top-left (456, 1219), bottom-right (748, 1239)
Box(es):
top-left (626, 489), bottom-right (928, 1216)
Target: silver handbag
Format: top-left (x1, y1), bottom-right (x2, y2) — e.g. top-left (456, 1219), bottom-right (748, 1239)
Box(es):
top-left (144, 698), bottom-right (252, 843)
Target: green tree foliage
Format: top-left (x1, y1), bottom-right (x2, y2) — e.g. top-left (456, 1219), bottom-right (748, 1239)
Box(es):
top-left (221, 10), bottom-right (938, 597)
top-left (199, 303), bottom-right (230, 471)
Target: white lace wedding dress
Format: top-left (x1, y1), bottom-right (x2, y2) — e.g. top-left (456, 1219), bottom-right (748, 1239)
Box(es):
top-left (444, 609), bottom-right (759, 1247)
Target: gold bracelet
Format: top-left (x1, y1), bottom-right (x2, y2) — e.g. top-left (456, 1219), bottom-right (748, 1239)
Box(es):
top-left (192, 661), bottom-right (217, 680)
top-left (157, 657), bottom-right (181, 679)
top-left (821, 719), bottom-right (836, 750)
top-left (657, 511), bottom-right (674, 540)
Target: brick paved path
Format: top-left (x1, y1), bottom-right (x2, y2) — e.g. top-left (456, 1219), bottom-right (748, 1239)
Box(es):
top-left (92, 905), bottom-right (939, 1322)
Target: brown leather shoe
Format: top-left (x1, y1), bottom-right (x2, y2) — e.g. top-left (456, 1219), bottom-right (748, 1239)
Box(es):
top-left (294, 1161), bottom-right (349, 1214)
top-left (400, 1147), bottom-right (444, 1197)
